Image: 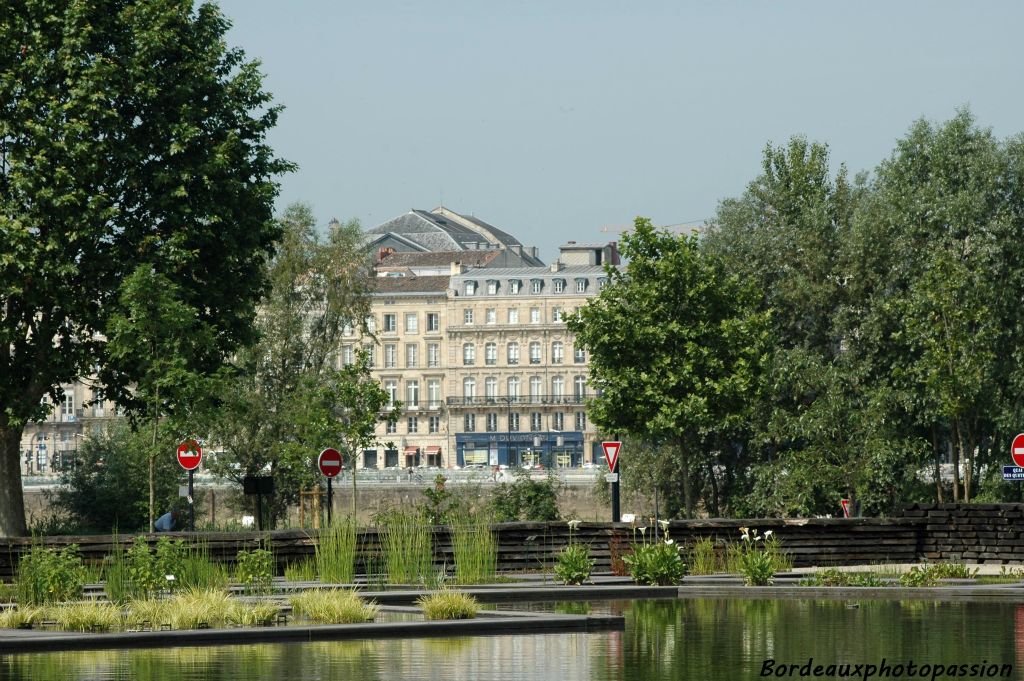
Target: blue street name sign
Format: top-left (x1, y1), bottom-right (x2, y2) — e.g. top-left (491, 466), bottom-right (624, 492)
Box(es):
top-left (1003, 466), bottom-right (1024, 481)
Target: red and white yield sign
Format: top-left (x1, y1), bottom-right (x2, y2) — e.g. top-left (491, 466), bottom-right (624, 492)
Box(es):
top-left (602, 441), bottom-right (622, 473)
top-left (176, 439), bottom-right (203, 471)
top-left (1012, 434), bottom-right (1024, 468)
top-left (318, 448), bottom-right (343, 478)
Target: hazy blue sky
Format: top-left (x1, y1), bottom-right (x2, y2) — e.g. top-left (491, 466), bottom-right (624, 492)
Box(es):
top-left (216, 0), bottom-right (1024, 262)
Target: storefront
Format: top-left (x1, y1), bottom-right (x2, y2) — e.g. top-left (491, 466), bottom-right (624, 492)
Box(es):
top-left (454, 431), bottom-right (584, 468)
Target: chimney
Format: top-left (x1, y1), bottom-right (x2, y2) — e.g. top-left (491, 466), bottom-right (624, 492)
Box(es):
top-left (450, 261), bottom-right (465, 275)
top-left (549, 260), bottom-right (563, 272)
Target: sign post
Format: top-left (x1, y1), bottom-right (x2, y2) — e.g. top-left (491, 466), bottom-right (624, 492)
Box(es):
top-left (603, 440), bottom-right (622, 523)
top-left (1003, 434), bottom-right (1024, 482)
top-left (318, 448), bottom-right (343, 526)
top-left (176, 439), bottom-right (203, 532)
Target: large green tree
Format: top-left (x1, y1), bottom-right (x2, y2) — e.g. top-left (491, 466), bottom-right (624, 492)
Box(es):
top-left (568, 218), bottom-right (772, 517)
top-left (0, 1), bottom-right (291, 535)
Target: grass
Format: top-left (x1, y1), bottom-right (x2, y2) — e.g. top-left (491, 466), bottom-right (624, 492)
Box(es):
top-left (0, 582), bottom-right (16, 603)
top-left (166, 588), bottom-right (236, 629)
top-left (126, 598), bottom-right (172, 629)
top-left (379, 510), bottom-right (433, 585)
top-left (450, 514), bottom-right (498, 585)
top-left (284, 559), bottom-right (317, 582)
top-left (417, 591), bottom-right (480, 620)
top-left (316, 517), bottom-right (358, 584)
top-left (46, 602), bottom-right (122, 632)
top-left (0, 606), bottom-right (43, 629)
top-left (227, 601), bottom-right (281, 627)
top-left (688, 537), bottom-right (719, 575)
top-left (290, 588), bottom-right (378, 624)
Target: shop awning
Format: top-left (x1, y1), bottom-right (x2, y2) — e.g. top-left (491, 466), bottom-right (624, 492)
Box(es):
top-left (425, 446), bottom-right (441, 455)
top-left (404, 446), bottom-right (420, 454)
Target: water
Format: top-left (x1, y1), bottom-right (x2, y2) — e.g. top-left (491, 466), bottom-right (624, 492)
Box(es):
top-left (2, 599), bottom-right (1022, 680)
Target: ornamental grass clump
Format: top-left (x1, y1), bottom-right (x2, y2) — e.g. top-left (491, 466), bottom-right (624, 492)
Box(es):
top-left (0, 606), bottom-right (43, 629)
top-left (624, 521), bottom-right (687, 586)
top-left (450, 512), bottom-right (498, 585)
top-left (167, 588), bottom-right (236, 629)
top-left (316, 517), bottom-right (358, 584)
top-left (290, 588), bottom-right (378, 624)
top-left (554, 520), bottom-right (594, 585)
top-left (379, 509), bottom-right (433, 585)
top-left (228, 601), bottom-right (281, 627)
top-left (417, 591), bottom-right (480, 620)
top-left (47, 601), bottom-right (123, 632)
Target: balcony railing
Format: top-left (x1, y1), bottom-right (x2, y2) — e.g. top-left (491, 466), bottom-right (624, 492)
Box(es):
top-left (446, 394), bottom-right (590, 407)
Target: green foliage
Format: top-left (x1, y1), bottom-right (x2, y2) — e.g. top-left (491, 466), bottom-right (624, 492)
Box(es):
top-left (50, 421), bottom-right (183, 533)
top-left (422, 475), bottom-right (457, 525)
top-left (733, 528), bottom-right (777, 586)
top-left (234, 549), bottom-right (274, 595)
top-left (290, 588), bottom-right (377, 624)
top-left (899, 566), bottom-right (940, 588)
top-left (489, 471), bottom-right (561, 522)
top-left (316, 518), bottom-right (358, 584)
top-left (379, 509), bottom-right (434, 585)
top-left (800, 569), bottom-right (885, 587)
top-left (624, 528), bottom-right (687, 586)
top-left (283, 559), bottom-right (317, 583)
top-left (554, 544), bottom-right (595, 585)
top-left (15, 544), bottom-right (87, 605)
top-left (0, 0), bottom-right (292, 537)
top-left (688, 537), bottom-right (720, 576)
top-left (450, 512), bottom-right (498, 585)
top-left (47, 602), bottom-right (122, 632)
top-left (0, 606), bottom-right (43, 629)
top-left (417, 591), bottom-right (480, 620)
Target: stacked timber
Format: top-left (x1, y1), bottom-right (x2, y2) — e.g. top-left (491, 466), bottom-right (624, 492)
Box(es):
top-left (907, 503), bottom-right (1024, 563)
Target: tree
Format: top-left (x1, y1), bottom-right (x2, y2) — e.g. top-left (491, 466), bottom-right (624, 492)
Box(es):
top-left (0, 1), bottom-right (291, 535)
top-left (567, 218), bottom-right (772, 517)
top-left (203, 204), bottom-right (382, 523)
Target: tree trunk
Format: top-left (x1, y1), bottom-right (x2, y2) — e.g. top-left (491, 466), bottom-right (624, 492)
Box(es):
top-left (679, 439), bottom-right (695, 518)
top-left (350, 448), bottom-right (358, 519)
top-left (150, 382), bottom-right (159, 533)
top-left (706, 459), bottom-right (720, 518)
top-left (931, 427), bottom-right (943, 503)
top-left (950, 422), bottom-right (961, 503)
top-left (0, 426), bottom-right (29, 536)
top-left (955, 419), bottom-right (970, 504)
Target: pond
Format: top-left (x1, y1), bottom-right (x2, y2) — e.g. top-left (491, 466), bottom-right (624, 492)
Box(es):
top-left (2, 598), bottom-right (1021, 680)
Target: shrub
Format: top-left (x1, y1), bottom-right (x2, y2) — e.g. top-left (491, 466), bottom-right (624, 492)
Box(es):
top-left (735, 527), bottom-right (776, 586)
top-left (417, 591), bottom-right (480, 620)
top-left (624, 525), bottom-right (687, 587)
top-left (290, 588), bottom-right (378, 624)
top-left (555, 544), bottom-right (595, 585)
top-left (235, 548), bottom-right (274, 594)
top-left (489, 472), bottom-right (561, 521)
top-left (16, 544), bottom-right (87, 605)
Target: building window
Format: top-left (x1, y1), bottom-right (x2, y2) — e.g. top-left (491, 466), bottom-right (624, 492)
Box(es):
top-left (576, 279), bottom-right (588, 293)
top-left (508, 308), bottom-right (519, 324)
top-left (427, 379), bottom-right (441, 407)
top-left (507, 376), bottom-right (520, 399)
top-left (485, 308), bottom-right (496, 324)
top-left (507, 342), bottom-right (520, 365)
top-left (384, 344), bottom-right (397, 368)
top-left (363, 344), bottom-right (376, 367)
top-left (62, 393), bottom-right (74, 417)
top-left (464, 308), bottom-right (474, 325)
top-left (406, 380), bottom-right (419, 407)
top-left (427, 343), bottom-right (440, 367)
top-left (365, 315), bottom-right (376, 333)
top-left (552, 376), bottom-right (565, 399)
top-left (552, 341), bottom-right (564, 364)
top-left (427, 312), bottom-right (440, 332)
top-left (485, 342), bottom-right (497, 365)
top-left (342, 321), bottom-right (354, 336)
top-left (509, 280), bottom-right (521, 294)
top-left (486, 413), bottom-right (498, 432)
top-left (463, 343), bottom-right (475, 366)
top-left (429, 416), bottom-right (440, 433)
top-left (509, 412), bottom-right (520, 431)
top-left (552, 307), bottom-right (563, 322)
top-left (531, 412), bottom-right (542, 431)
top-left (531, 279), bottom-right (543, 294)
top-left (465, 281), bottom-right (477, 296)
top-left (574, 375), bottom-right (587, 399)
top-left (386, 419), bottom-right (397, 435)
top-left (487, 280), bottom-right (498, 295)
top-left (574, 347), bottom-right (585, 363)
top-left (530, 308), bottom-right (541, 324)
top-left (383, 314), bottom-right (397, 332)
top-left (384, 380), bottom-right (398, 407)
top-left (553, 412), bottom-right (564, 430)
top-left (598, 278), bottom-right (608, 290)
top-left (575, 412), bottom-right (586, 430)
top-left (530, 376), bottom-right (542, 401)
top-left (529, 341), bottom-right (541, 364)
top-left (464, 414), bottom-right (476, 432)
top-left (342, 345), bottom-right (354, 366)
top-left (553, 279), bottom-right (565, 293)
top-left (485, 377), bottom-right (498, 400)
top-left (407, 416), bottom-right (418, 433)
top-left (405, 313), bottom-right (418, 333)
top-left (406, 344), bottom-right (418, 368)
top-left (463, 377), bottom-right (476, 399)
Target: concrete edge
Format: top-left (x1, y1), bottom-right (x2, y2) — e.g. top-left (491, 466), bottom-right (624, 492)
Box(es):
top-left (677, 585), bottom-right (1024, 601)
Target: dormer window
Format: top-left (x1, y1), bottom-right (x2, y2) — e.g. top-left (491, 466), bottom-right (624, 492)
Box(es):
top-left (531, 279), bottom-right (543, 294)
top-left (575, 278), bottom-right (588, 293)
top-left (598, 277), bottom-right (609, 290)
top-left (508, 279), bottom-right (521, 294)
top-left (553, 279), bottom-right (565, 293)
top-left (465, 281), bottom-right (477, 296)
top-left (486, 280), bottom-right (498, 295)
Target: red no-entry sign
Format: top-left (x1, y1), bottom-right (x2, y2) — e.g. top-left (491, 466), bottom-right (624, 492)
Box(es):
top-left (1012, 434), bottom-right (1024, 468)
top-left (177, 439), bottom-right (203, 471)
top-left (318, 448), bottom-right (343, 478)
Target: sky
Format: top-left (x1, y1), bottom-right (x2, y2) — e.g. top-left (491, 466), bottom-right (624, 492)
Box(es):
top-left (215, 0), bottom-right (1024, 263)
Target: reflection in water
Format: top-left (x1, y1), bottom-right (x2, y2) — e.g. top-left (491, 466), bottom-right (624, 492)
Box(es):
top-left (1, 599), bottom-right (1019, 681)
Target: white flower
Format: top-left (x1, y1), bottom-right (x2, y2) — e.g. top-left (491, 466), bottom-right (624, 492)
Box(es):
top-left (638, 526), bottom-right (648, 535)
top-left (739, 526), bottom-right (749, 536)
top-left (664, 539), bottom-right (674, 545)
top-left (567, 519), bottom-right (582, 530)
top-left (658, 519), bottom-right (670, 529)
top-left (764, 530), bottom-right (774, 539)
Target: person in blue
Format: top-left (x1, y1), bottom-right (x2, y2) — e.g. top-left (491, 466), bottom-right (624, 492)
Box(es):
top-left (154, 510), bottom-right (181, 532)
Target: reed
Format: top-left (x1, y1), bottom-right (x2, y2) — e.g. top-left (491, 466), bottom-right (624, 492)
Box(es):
top-left (379, 509), bottom-right (433, 585)
top-left (290, 588), bottom-right (378, 624)
top-left (417, 591), bottom-right (479, 620)
top-left (450, 514), bottom-right (497, 585)
top-left (316, 517), bottom-right (358, 584)
top-left (284, 559), bottom-right (317, 583)
top-left (688, 537), bottom-right (720, 575)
